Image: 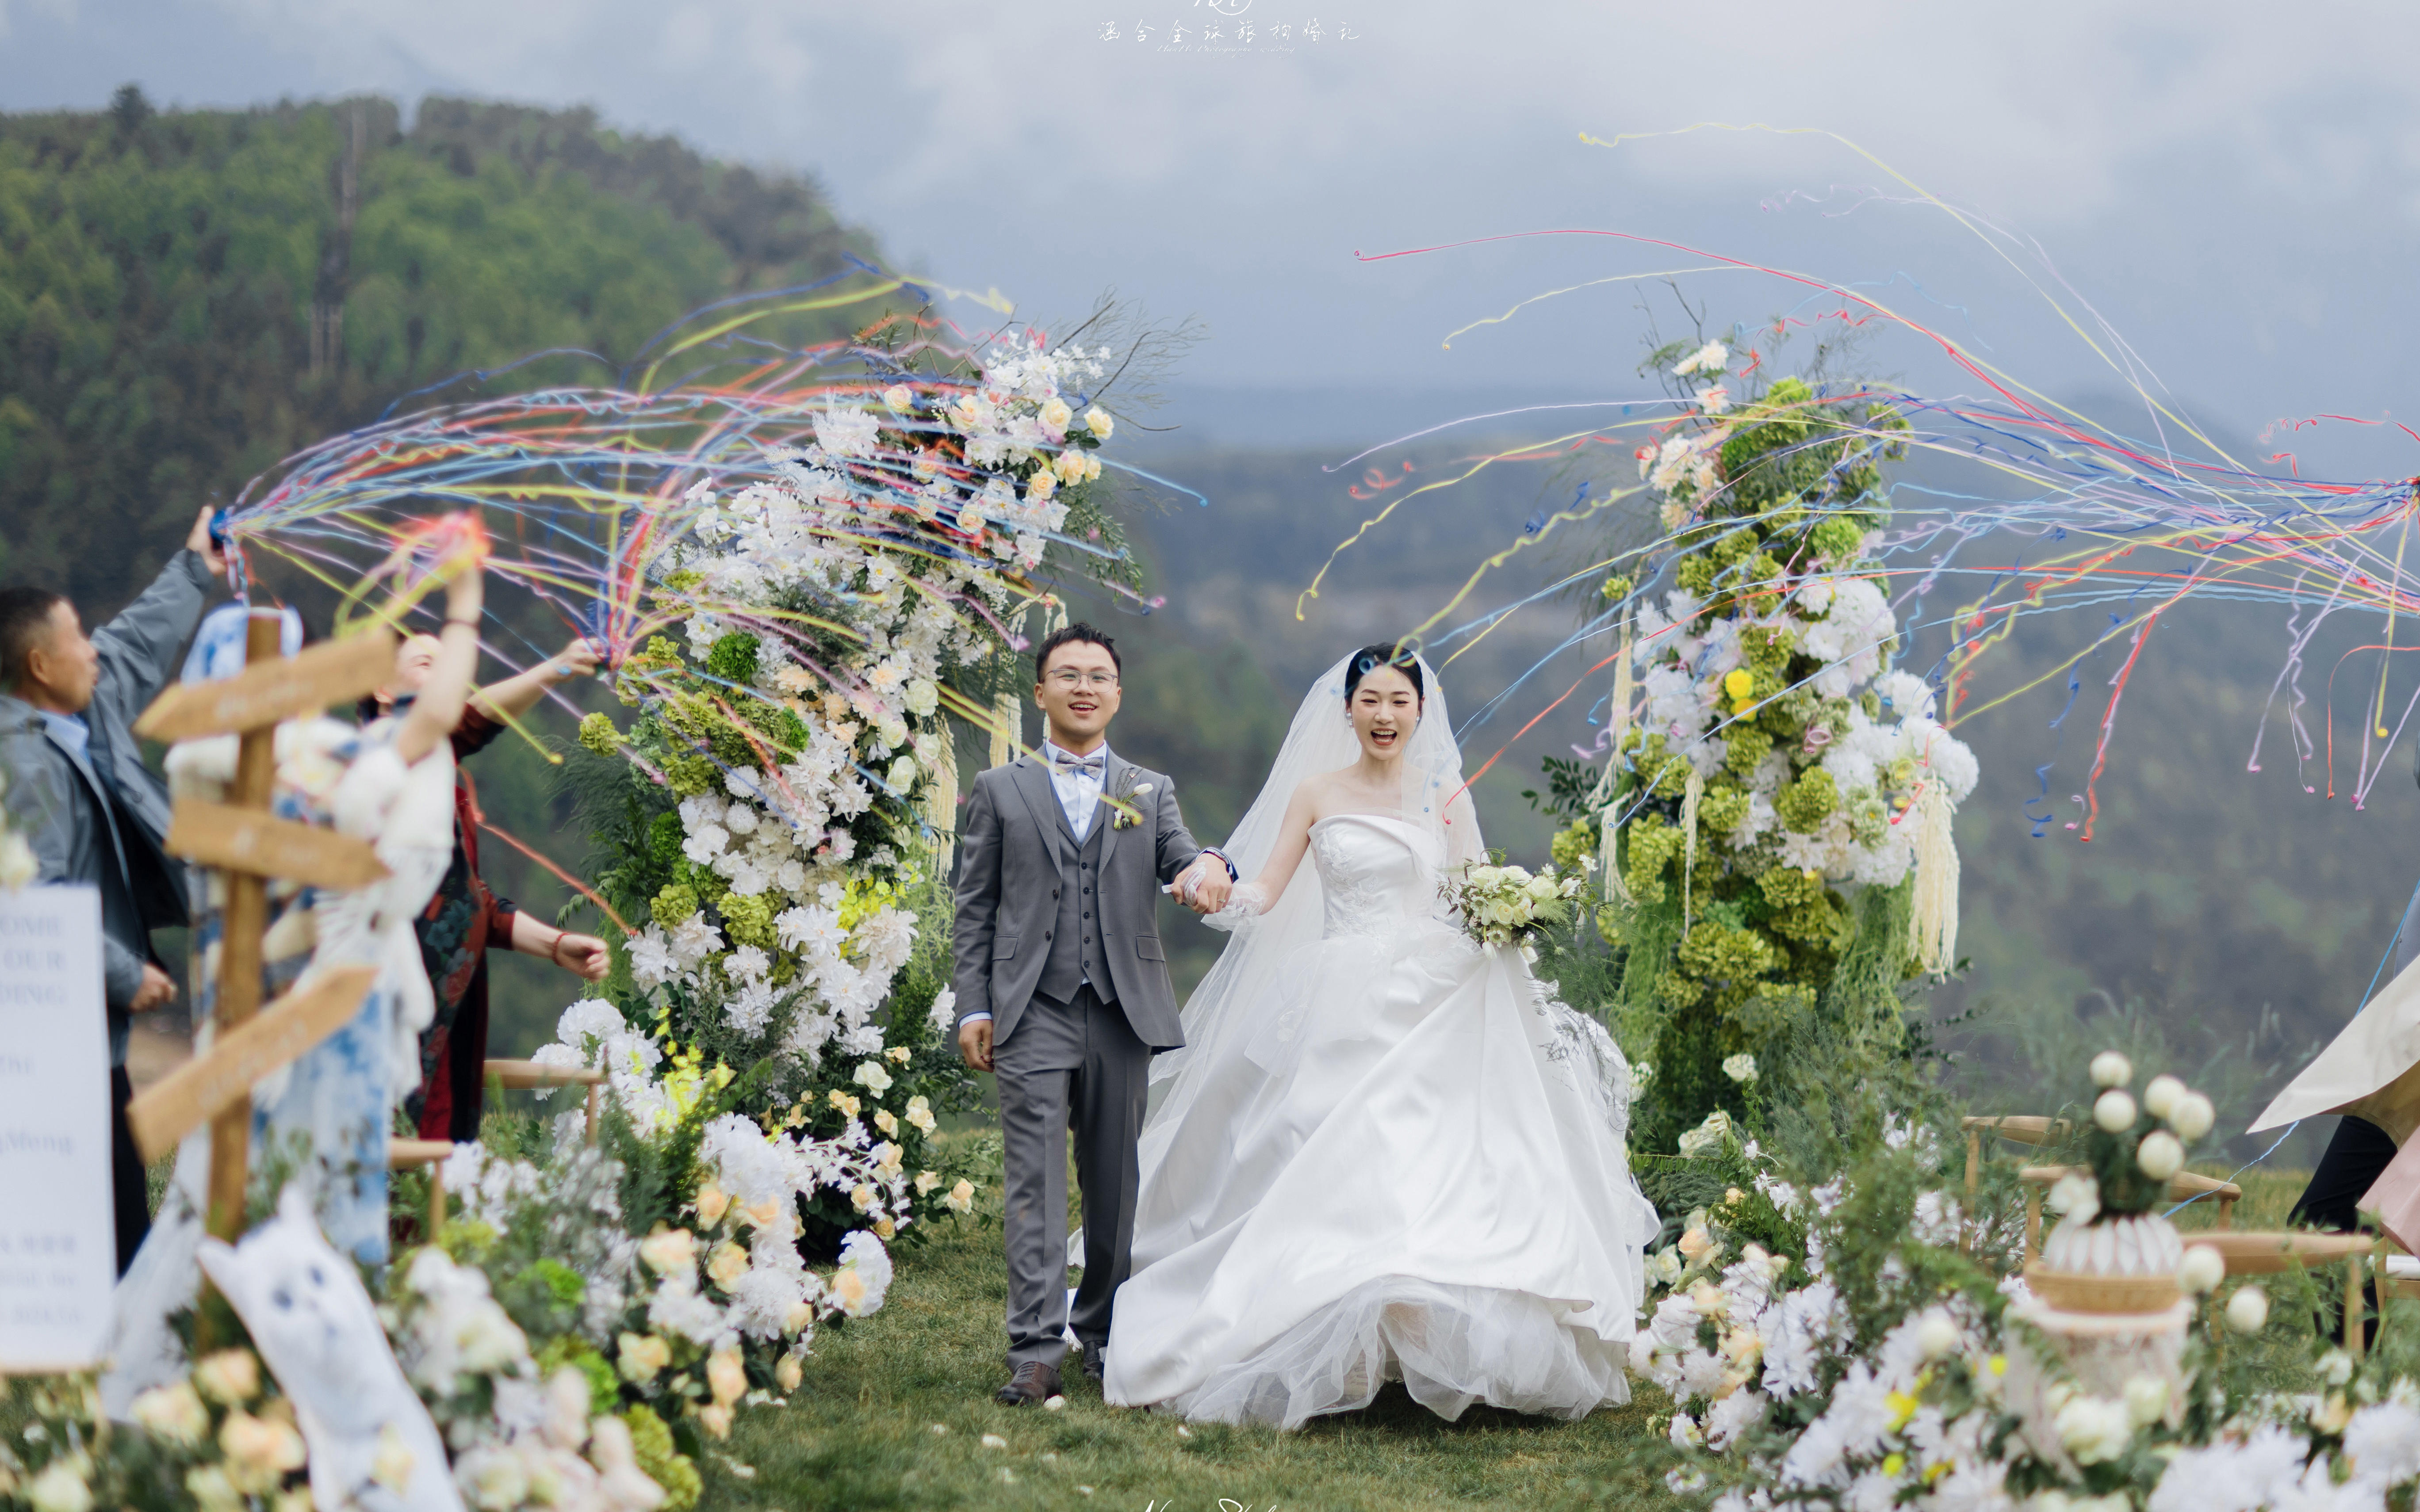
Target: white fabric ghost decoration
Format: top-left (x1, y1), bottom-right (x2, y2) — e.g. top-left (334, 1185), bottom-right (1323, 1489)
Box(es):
top-left (197, 1185), bottom-right (463, 1512)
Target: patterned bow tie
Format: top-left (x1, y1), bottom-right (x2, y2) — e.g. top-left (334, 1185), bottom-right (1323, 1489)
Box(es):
top-left (1052, 752), bottom-right (1104, 778)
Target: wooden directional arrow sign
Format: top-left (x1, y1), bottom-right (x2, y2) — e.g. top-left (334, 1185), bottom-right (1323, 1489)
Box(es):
top-left (133, 629), bottom-right (397, 742)
top-left (166, 799), bottom-right (389, 889)
top-left (126, 965), bottom-right (379, 1162)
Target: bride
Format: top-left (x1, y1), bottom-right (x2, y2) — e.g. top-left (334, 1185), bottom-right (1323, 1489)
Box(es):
top-left (1103, 643), bottom-right (1656, 1428)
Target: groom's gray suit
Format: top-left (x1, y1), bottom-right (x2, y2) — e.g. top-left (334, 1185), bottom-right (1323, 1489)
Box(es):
top-left (953, 746), bottom-right (1209, 1371)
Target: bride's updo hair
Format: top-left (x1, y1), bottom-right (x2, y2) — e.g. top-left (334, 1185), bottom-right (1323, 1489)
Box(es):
top-left (1344, 642), bottom-right (1424, 706)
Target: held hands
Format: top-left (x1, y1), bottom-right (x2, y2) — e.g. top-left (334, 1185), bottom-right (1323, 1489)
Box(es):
top-left (1173, 854), bottom-right (1233, 915)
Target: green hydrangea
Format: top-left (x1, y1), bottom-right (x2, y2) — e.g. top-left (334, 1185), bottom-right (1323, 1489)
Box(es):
top-left (1698, 785), bottom-right (1749, 836)
top-left (1550, 821), bottom-right (1596, 874)
top-left (651, 883), bottom-right (701, 928)
top-left (664, 754), bottom-right (718, 797)
top-left (578, 711), bottom-right (624, 756)
top-left (720, 892), bottom-right (776, 950)
top-left (622, 1406), bottom-right (703, 1512)
top-left (704, 631), bottom-right (761, 688)
top-left (1808, 515), bottom-right (1865, 562)
top-left (537, 1337), bottom-right (618, 1412)
top-left (1773, 768), bottom-right (1838, 833)
top-left (1624, 817), bottom-right (1685, 903)
top-left (1677, 920), bottom-right (1776, 983)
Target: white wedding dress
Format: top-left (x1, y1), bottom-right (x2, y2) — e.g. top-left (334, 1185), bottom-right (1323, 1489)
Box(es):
top-left (1103, 654), bottom-right (1655, 1429)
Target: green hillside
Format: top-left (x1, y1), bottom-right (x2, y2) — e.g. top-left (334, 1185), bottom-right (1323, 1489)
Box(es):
top-left (0, 88), bottom-right (877, 611)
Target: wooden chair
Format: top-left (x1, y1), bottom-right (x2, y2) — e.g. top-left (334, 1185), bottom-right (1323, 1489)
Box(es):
top-left (481, 1059), bottom-right (608, 1142)
top-left (388, 1065), bottom-right (606, 1238)
top-left (1961, 1116), bottom-right (2075, 1256)
top-left (2017, 1165), bottom-right (2241, 1262)
top-left (388, 1138), bottom-right (456, 1235)
top-left (1963, 1115), bottom-right (2072, 1197)
top-left (2193, 1230), bottom-right (2375, 1355)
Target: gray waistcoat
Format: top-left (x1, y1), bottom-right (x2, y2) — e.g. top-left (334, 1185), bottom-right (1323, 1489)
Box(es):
top-left (1034, 811), bottom-right (1114, 1005)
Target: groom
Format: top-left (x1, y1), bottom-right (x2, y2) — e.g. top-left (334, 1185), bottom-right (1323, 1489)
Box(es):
top-left (953, 622), bottom-right (1233, 1405)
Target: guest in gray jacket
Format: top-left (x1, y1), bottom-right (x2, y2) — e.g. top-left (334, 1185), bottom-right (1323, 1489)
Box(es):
top-left (0, 508), bottom-right (226, 1272)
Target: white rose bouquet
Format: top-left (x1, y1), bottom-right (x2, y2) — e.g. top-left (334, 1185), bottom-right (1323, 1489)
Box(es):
top-left (1440, 851), bottom-right (1591, 954)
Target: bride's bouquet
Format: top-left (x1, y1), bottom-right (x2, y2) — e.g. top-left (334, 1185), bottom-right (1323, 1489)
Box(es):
top-left (1441, 852), bottom-right (1591, 954)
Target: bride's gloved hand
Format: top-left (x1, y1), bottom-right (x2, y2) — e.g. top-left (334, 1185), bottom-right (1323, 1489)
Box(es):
top-left (1200, 882), bottom-right (1267, 932)
top-left (1170, 854), bottom-right (1233, 914)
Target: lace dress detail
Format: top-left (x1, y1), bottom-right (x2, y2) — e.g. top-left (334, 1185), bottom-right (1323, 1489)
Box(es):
top-left (1312, 813), bottom-right (1443, 940)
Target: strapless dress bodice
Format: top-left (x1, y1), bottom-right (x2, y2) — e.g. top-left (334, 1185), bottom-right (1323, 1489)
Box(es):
top-left (1309, 813), bottom-right (1444, 940)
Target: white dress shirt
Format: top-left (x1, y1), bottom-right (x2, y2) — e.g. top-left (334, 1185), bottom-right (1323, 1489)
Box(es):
top-left (1044, 737), bottom-right (1109, 841)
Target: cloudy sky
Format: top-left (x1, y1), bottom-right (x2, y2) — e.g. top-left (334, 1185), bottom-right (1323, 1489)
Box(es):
top-left (5, 0), bottom-right (2418, 462)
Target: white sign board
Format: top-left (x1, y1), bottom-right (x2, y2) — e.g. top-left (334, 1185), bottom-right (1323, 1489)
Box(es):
top-left (0, 886), bottom-right (114, 1372)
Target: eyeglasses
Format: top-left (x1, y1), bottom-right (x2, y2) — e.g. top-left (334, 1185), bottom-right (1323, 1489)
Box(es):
top-left (1046, 670), bottom-right (1120, 690)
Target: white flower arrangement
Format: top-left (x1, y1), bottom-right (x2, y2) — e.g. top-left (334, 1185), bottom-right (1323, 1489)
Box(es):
top-left (567, 329), bottom-right (1133, 1247)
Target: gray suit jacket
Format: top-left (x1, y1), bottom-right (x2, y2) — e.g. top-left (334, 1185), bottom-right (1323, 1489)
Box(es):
top-left (0, 549), bottom-right (215, 1027)
top-left (951, 750), bottom-right (1205, 1050)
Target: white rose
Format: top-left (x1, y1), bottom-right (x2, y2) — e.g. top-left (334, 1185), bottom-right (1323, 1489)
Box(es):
top-left (2226, 1284), bottom-right (2269, 1333)
top-left (1039, 397), bottom-right (1072, 433)
top-left (2142, 1074), bottom-right (2184, 1120)
top-left (854, 1061), bottom-right (895, 1096)
top-left (2046, 1171), bottom-right (2100, 1223)
top-left (2122, 1373), bottom-right (2169, 1428)
top-left (2090, 1050), bottom-right (2133, 1088)
top-left (1081, 406), bottom-right (1114, 439)
top-left (1913, 1308), bottom-right (1960, 1361)
top-left (2169, 1092), bottom-right (2215, 1142)
top-left (25, 1462), bottom-right (93, 1512)
top-left (883, 383), bottom-right (914, 411)
top-left (2052, 1392), bottom-right (2133, 1465)
top-left (886, 755), bottom-right (918, 791)
top-left (638, 1228), bottom-right (697, 1276)
top-left (2092, 1088), bottom-right (2137, 1133)
top-left (2177, 1245), bottom-right (2225, 1295)
top-left (2136, 1130), bottom-right (2184, 1182)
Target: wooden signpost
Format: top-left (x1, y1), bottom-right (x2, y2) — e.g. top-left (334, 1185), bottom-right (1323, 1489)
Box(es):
top-left (126, 613), bottom-right (396, 1245)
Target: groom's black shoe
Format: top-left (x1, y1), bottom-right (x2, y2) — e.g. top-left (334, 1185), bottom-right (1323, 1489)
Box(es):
top-left (995, 1361), bottom-right (1061, 1405)
top-left (1079, 1342), bottom-right (1107, 1385)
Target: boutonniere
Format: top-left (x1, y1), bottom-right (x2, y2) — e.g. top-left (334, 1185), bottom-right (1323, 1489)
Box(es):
top-left (1108, 775), bottom-right (1154, 831)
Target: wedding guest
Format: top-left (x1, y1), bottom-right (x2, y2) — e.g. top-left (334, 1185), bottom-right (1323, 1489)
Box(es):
top-left (362, 630), bottom-right (611, 1139)
top-left (0, 508), bottom-right (225, 1273)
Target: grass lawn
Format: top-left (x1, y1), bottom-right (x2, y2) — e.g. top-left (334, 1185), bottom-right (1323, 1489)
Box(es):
top-left (709, 1191), bottom-right (1674, 1512)
top-left (703, 1160), bottom-right (2325, 1511)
